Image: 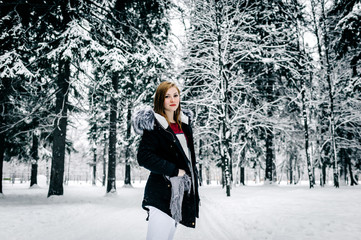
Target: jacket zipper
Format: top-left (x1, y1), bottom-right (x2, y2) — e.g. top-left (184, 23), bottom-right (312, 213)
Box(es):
top-left (158, 122), bottom-right (196, 193)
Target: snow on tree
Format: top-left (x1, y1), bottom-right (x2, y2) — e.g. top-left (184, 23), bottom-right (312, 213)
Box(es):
top-left (0, 1), bottom-right (39, 193)
top-left (181, 0), bottom-right (264, 196)
top-left (86, 0), bottom-right (172, 192)
top-left (308, 0), bottom-right (361, 187)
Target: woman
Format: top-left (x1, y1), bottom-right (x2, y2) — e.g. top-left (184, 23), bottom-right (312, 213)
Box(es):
top-left (133, 81), bottom-right (200, 240)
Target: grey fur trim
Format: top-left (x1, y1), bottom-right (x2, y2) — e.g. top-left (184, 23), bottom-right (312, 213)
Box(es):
top-left (132, 105), bottom-right (155, 135)
top-left (132, 105), bottom-right (194, 135)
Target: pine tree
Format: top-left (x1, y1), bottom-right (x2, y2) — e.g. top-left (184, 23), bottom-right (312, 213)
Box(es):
top-left (234, 0), bottom-right (309, 184)
top-left (85, 0), bottom-right (124, 193)
top-left (86, 0), bottom-right (171, 192)
top-left (327, 0), bottom-right (361, 186)
top-left (0, 0), bottom-right (38, 193)
top-left (116, 0), bottom-right (172, 186)
top-left (44, 0), bottom-right (93, 196)
top-left (281, 0), bottom-right (315, 188)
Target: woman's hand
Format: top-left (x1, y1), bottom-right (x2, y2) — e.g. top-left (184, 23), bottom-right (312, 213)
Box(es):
top-left (178, 169), bottom-right (186, 177)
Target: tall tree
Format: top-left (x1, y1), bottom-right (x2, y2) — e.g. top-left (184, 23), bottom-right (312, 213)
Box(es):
top-left (116, 0), bottom-right (172, 186)
top-left (309, 0), bottom-right (361, 187)
top-left (0, 0), bottom-right (37, 193)
top-left (182, 0), bottom-right (259, 196)
top-left (237, 0), bottom-right (307, 184)
top-left (283, 0), bottom-right (315, 188)
top-left (327, 0), bottom-right (361, 186)
top-left (46, 0), bottom-right (93, 196)
top-left (87, 0), bottom-right (172, 191)
top-left (86, 0), bottom-right (131, 193)
top-left (107, 73), bottom-right (118, 192)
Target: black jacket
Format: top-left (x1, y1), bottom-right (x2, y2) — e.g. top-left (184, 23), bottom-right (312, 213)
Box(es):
top-left (133, 106), bottom-right (200, 228)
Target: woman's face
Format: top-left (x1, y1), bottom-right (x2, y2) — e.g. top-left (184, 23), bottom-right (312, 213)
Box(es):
top-left (163, 87), bottom-right (180, 113)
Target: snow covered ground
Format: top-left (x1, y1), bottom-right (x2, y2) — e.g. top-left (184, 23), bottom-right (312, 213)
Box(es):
top-left (1, 179), bottom-right (361, 240)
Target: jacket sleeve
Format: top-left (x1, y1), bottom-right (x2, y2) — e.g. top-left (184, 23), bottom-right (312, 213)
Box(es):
top-left (137, 129), bottom-right (179, 177)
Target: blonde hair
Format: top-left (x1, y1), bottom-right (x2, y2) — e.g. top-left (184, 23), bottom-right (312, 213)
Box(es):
top-left (154, 81), bottom-right (182, 129)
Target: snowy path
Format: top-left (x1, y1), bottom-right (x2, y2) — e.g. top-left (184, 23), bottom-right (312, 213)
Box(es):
top-left (1, 182), bottom-right (361, 240)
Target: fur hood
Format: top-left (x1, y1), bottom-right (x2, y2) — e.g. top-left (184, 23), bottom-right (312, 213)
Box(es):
top-left (132, 105), bottom-right (194, 135)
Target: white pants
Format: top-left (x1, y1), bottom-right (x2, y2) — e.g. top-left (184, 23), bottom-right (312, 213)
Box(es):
top-left (146, 206), bottom-right (177, 240)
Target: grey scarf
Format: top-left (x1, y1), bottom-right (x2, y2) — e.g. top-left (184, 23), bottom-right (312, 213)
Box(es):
top-left (167, 174), bottom-right (191, 223)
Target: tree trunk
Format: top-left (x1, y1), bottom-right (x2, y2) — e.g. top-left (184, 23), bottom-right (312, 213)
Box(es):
top-left (103, 132), bottom-right (107, 187)
top-left (322, 163), bottom-right (327, 185)
top-left (240, 147), bottom-right (245, 185)
top-left (318, 143), bottom-right (325, 187)
top-left (348, 157), bottom-right (358, 186)
top-left (320, 0), bottom-right (339, 188)
top-left (48, 59), bottom-right (70, 197)
top-left (198, 139), bottom-right (203, 186)
top-left (30, 131), bottom-right (39, 187)
top-left (310, 0), bottom-right (326, 187)
top-left (240, 167), bottom-right (245, 185)
top-left (0, 133), bottom-right (4, 194)
top-left (206, 165), bottom-right (211, 185)
top-left (289, 153), bottom-right (293, 184)
top-left (301, 85), bottom-right (314, 188)
top-left (198, 163), bottom-right (203, 187)
top-left (215, 0), bottom-right (231, 196)
top-left (351, 56), bottom-right (360, 78)
top-left (343, 148), bottom-right (358, 186)
top-left (265, 128), bottom-right (274, 182)
top-left (265, 65), bottom-right (275, 183)
top-left (124, 103), bottom-right (132, 186)
top-left (296, 166), bottom-right (301, 184)
top-left (220, 120), bottom-right (232, 197)
top-left (339, 148), bottom-right (347, 185)
top-left (229, 147), bottom-right (233, 183)
top-left (92, 148), bottom-right (97, 186)
top-left (107, 73), bottom-right (118, 193)
top-left (218, 116), bottom-right (232, 195)
top-left (221, 163), bottom-right (225, 188)
top-left (65, 153), bottom-right (70, 185)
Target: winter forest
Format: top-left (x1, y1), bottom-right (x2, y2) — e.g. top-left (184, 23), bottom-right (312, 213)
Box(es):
top-left (1, 0), bottom-right (361, 239)
top-left (1, 0), bottom-right (361, 197)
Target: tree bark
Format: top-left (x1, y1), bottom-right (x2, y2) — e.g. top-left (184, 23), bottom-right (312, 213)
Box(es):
top-left (206, 165), bottom-right (211, 185)
top-left (343, 148), bottom-right (358, 186)
top-left (198, 139), bottom-right (203, 186)
top-left (240, 147), bottom-right (245, 185)
top-left (240, 167), bottom-right (245, 185)
top-left (198, 163), bottom-right (203, 187)
top-left (293, 1), bottom-right (314, 188)
top-left (215, 0), bottom-right (232, 196)
top-left (348, 157), bottom-right (358, 186)
top-left (339, 148), bottom-right (347, 184)
top-left (124, 103), bottom-right (132, 186)
top-left (301, 85), bottom-right (314, 188)
top-left (103, 132), bottom-right (107, 187)
top-left (320, 0), bottom-right (339, 188)
top-left (30, 131), bottom-right (39, 187)
top-left (0, 133), bottom-right (4, 194)
top-left (265, 128), bottom-right (274, 182)
top-left (317, 139), bottom-right (325, 187)
top-left (92, 148), bottom-right (97, 186)
top-left (107, 73), bottom-right (118, 193)
top-left (322, 163), bottom-right (327, 185)
top-left (310, 0), bottom-right (330, 188)
top-left (48, 59), bottom-right (70, 197)
top-left (289, 152), bottom-right (293, 184)
top-left (265, 66), bottom-right (275, 183)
